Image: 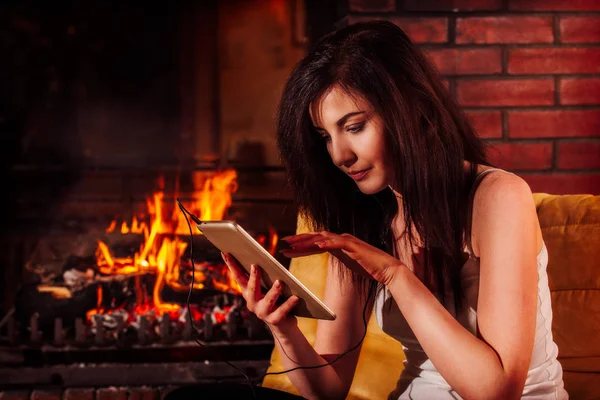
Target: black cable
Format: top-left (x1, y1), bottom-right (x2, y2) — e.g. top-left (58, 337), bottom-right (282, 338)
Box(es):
top-left (177, 199), bottom-right (257, 400)
top-left (176, 198), bottom-right (372, 397)
top-left (260, 287), bottom-right (372, 378)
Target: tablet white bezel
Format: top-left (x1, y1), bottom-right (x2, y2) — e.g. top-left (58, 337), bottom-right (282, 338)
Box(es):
top-left (196, 220), bottom-right (336, 320)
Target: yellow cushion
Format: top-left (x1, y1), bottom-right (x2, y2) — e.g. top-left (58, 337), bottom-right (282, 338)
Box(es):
top-left (262, 215), bottom-right (405, 399)
top-left (533, 193), bottom-right (600, 398)
top-left (263, 194), bottom-right (600, 399)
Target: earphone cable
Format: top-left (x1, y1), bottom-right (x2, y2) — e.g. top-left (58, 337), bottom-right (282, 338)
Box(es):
top-left (176, 199), bottom-right (371, 394)
top-left (177, 199), bottom-right (258, 399)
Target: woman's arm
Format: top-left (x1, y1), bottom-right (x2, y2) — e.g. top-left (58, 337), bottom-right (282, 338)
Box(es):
top-left (270, 254), bottom-right (371, 399)
top-left (224, 251), bottom-right (369, 400)
top-left (385, 173), bottom-right (539, 400)
top-left (282, 174), bottom-right (539, 399)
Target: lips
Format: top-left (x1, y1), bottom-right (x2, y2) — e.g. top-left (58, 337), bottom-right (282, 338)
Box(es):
top-left (348, 168), bottom-right (371, 181)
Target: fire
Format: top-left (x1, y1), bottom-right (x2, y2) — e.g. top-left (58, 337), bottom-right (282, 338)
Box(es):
top-left (89, 169), bottom-right (278, 321)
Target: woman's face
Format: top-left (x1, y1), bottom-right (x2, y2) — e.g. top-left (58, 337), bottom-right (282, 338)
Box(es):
top-left (310, 86), bottom-right (393, 195)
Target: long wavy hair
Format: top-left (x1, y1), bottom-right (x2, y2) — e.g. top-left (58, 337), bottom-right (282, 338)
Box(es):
top-left (276, 21), bottom-right (490, 312)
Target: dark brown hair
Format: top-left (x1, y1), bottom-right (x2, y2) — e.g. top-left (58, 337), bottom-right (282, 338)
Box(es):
top-left (276, 21), bottom-right (490, 311)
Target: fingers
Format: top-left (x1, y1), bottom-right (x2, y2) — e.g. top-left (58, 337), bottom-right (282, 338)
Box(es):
top-left (282, 232), bottom-right (329, 248)
top-left (266, 295), bottom-right (300, 324)
top-left (245, 264), bottom-right (262, 311)
top-left (315, 234), bottom-right (356, 252)
top-left (244, 275), bottom-right (300, 325)
top-left (254, 279), bottom-right (283, 319)
top-left (280, 232), bottom-right (359, 261)
top-left (220, 251), bottom-right (300, 325)
top-left (280, 232), bottom-right (333, 255)
top-left (221, 253), bottom-right (249, 288)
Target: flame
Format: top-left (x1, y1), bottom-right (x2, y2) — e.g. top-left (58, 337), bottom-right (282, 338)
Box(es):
top-left (86, 284), bottom-right (104, 321)
top-left (89, 169), bottom-right (275, 321)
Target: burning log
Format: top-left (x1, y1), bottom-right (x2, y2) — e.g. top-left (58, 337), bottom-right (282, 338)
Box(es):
top-left (159, 314), bottom-right (170, 344)
top-left (9, 170), bottom-right (279, 347)
top-left (202, 313), bottom-right (213, 341)
top-left (137, 316), bottom-right (149, 345)
top-left (181, 312), bottom-right (194, 341)
top-left (225, 296), bottom-right (244, 339)
top-left (245, 313), bottom-right (263, 339)
top-left (94, 315), bottom-right (105, 346)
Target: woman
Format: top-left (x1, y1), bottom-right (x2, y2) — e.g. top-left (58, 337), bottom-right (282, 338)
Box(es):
top-left (224, 21), bottom-right (567, 399)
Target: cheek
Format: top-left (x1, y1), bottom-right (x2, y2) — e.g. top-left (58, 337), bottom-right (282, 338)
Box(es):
top-left (366, 134), bottom-right (388, 165)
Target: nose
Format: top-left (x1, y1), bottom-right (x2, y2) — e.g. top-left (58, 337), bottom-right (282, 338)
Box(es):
top-left (329, 136), bottom-right (357, 169)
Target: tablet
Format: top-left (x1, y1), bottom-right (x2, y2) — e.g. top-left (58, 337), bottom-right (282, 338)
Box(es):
top-left (196, 220), bottom-right (336, 320)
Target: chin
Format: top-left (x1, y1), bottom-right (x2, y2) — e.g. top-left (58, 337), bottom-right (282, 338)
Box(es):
top-left (356, 180), bottom-right (388, 195)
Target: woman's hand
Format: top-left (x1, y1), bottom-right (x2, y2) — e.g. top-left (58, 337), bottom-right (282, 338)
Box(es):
top-left (221, 252), bottom-right (299, 334)
top-left (281, 232), bottom-right (403, 286)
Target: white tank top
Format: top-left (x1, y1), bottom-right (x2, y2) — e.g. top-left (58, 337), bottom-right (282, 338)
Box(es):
top-left (374, 168), bottom-right (568, 399)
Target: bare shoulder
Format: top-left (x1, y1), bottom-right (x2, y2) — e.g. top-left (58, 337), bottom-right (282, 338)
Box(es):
top-left (474, 170), bottom-right (533, 209)
top-left (471, 170), bottom-right (541, 257)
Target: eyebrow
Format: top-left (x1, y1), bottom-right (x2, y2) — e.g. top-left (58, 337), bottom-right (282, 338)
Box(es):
top-left (313, 111), bottom-right (365, 131)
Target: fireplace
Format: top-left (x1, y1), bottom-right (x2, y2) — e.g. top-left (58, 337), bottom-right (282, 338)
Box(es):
top-left (0, 166), bottom-right (296, 395)
top-left (0, 0), bottom-right (306, 397)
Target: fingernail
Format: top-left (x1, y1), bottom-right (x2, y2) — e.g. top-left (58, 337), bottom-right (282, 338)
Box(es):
top-left (274, 280), bottom-right (280, 288)
top-left (315, 241), bottom-right (325, 247)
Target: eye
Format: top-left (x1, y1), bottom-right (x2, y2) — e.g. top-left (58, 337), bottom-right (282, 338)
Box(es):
top-left (346, 122), bottom-right (365, 133)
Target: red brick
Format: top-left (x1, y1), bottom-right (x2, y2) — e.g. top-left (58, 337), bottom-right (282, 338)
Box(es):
top-left (521, 173), bottom-right (600, 195)
top-left (560, 17), bottom-right (600, 44)
top-left (348, 17), bottom-right (448, 44)
top-left (487, 143), bottom-right (553, 170)
top-left (63, 388), bottom-right (94, 400)
top-left (508, 110), bottom-right (600, 139)
top-left (560, 78), bottom-right (600, 105)
top-left (426, 48), bottom-right (502, 75)
top-left (350, 0), bottom-right (396, 12)
top-left (129, 387), bottom-right (159, 400)
top-left (30, 391), bottom-right (62, 400)
top-left (457, 17), bottom-right (553, 44)
top-left (0, 392), bottom-right (30, 400)
top-left (509, 0), bottom-right (600, 11)
top-left (508, 48), bottom-right (600, 75)
top-left (96, 388), bottom-right (127, 400)
top-left (558, 142), bottom-right (600, 169)
top-left (403, 0), bottom-right (502, 11)
top-left (457, 79), bottom-right (554, 107)
top-left (465, 111), bottom-right (503, 138)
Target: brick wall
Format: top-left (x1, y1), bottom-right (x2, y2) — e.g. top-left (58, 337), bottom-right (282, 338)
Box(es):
top-left (346, 0), bottom-right (600, 194)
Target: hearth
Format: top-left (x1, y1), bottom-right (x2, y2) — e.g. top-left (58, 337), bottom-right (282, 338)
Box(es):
top-left (0, 166), bottom-right (297, 397)
top-left (1, 1), bottom-right (307, 397)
